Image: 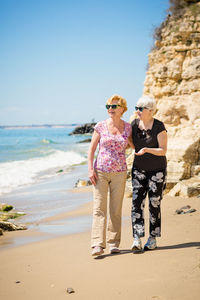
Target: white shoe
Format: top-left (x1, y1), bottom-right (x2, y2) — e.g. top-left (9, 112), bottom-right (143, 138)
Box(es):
top-left (109, 246), bottom-right (120, 254)
top-left (131, 237), bottom-right (142, 251)
top-left (144, 237), bottom-right (157, 250)
top-left (91, 246), bottom-right (104, 256)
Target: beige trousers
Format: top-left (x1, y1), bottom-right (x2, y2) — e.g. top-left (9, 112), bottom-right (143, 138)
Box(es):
top-left (91, 170), bottom-right (127, 249)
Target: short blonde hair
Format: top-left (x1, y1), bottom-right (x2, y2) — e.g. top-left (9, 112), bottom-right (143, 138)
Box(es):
top-left (106, 94), bottom-right (127, 114)
top-left (137, 95), bottom-right (157, 114)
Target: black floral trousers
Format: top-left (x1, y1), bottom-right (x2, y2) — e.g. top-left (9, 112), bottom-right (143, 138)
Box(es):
top-left (131, 167), bottom-right (166, 238)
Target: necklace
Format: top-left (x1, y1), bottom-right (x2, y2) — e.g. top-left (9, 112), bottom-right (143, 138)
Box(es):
top-left (137, 128), bottom-right (151, 139)
top-left (139, 118), bottom-right (154, 131)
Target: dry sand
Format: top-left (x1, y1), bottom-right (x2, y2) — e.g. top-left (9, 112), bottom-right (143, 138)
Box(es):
top-left (0, 186), bottom-right (199, 300)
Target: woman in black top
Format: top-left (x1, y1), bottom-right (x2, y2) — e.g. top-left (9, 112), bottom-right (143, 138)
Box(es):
top-left (129, 96), bottom-right (167, 251)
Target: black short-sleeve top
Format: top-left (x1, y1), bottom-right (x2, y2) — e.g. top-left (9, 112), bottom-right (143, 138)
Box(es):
top-left (131, 118), bottom-right (167, 171)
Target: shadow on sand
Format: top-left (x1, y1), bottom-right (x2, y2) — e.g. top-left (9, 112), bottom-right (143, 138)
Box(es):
top-left (157, 241), bottom-right (200, 250)
top-left (94, 249), bottom-right (144, 259)
top-left (94, 241), bottom-right (200, 259)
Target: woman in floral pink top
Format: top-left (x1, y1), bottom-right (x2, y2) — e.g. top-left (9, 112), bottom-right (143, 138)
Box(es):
top-left (88, 95), bottom-right (132, 256)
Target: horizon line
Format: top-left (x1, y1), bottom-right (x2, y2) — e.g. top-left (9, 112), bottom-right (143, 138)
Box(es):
top-left (0, 122), bottom-right (96, 128)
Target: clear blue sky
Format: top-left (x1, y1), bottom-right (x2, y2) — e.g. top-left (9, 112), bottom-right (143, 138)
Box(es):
top-left (0, 0), bottom-right (169, 126)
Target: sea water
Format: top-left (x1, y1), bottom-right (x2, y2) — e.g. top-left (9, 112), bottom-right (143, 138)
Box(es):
top-left (0, 126), bottom-right (89, 196)
top-left (0, 126), bottom-right (93, 244)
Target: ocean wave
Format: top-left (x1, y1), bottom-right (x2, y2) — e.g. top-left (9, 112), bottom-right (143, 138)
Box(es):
top-left (0, 150), bottom-right (86, 196)
top-left (40, 138), bottom-right (58, 144)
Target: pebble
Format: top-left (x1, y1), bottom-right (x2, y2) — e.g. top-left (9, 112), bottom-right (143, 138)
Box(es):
top-left (175, 207), bottom-right (197, 214)
top-left (66, 287), bottom-right (75, 294)
top-left (175, 209), bottom-right (183, 214)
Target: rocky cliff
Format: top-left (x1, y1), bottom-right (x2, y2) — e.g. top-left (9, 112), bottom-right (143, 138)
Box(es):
top-left (129, 0), bottom-right (200, 197)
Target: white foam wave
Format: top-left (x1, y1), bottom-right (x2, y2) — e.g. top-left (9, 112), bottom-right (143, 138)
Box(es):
top-left (0, 150), bottom-right (86, 196)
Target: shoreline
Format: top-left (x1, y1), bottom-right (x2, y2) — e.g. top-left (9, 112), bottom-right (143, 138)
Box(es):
top-left (0, 164), bottom-right (92, 249)
top-left (0, 191), bottom-right (199, 299)
top-left (0, 184), bottom-right (130, 250)
top-left (0, 188), bottom-right (93, 250)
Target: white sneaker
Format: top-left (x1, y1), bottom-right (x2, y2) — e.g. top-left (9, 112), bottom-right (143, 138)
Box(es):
top-left (109, 246), bottom-right (120, 254)
top-left (144, 237), bottom-right (157, 250)
top-left (91, 246), bottom-right (104, 256)
top-left (131, 237), bottom-right (142, 251)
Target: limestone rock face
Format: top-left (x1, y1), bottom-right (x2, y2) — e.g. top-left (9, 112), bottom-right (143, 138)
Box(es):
top-left (130, 2), bottom-right (200, 196)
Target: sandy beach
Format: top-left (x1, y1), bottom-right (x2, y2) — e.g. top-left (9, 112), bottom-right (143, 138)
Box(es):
top-left (0, 186), bottom-right (200, 300)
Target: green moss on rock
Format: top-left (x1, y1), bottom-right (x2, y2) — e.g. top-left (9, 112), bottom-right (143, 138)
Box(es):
top-left (0, 204), bottom-right (13, 212)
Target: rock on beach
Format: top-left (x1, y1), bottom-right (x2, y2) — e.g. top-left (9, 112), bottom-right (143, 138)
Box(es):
top-left (0, 203), bottom-right (27, 236)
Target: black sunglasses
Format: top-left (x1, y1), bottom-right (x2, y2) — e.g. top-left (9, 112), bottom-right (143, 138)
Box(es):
top-left (106, 104), bottom-right (121, 109)
top-left (135, 106), bottom-right (147, 112)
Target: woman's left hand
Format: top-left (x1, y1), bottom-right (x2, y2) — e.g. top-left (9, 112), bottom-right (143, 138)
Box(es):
top-left (135, 148), bottom-right (146, 156)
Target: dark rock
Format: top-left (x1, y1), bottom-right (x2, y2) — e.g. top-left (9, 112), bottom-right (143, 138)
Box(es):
top-left (15, 281), bottom-right (21, 284)
top-left (184, 208), bottom-right (197, 214)
top-left (175, 207), bottom-right (197, 214)
top-left (0, 221), bottom-right (27, 231)
top-left (0, 228), bottom-right (3, 235)
top-left (66, 287), bottom-right (75, 294)
top-left (175, 209), bottom-right (183, 214)
top-left (69, 123), bottom-right (96, 135)
top-left (0, 204), bottom-right (13, 212)
top-left (78, 138), bottom-right (91, 143)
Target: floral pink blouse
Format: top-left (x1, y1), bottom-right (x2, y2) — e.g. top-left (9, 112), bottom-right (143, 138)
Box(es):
top-left (94, 120), bottom-right (132, 173)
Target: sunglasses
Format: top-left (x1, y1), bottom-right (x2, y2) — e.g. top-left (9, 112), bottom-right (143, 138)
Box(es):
top-left (135, 106), bottom-right (147, 112)
top-left (106, 104), bottom-right (121, 109)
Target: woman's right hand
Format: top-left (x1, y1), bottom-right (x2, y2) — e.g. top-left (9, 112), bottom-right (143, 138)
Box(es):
top-left (88, 130), bottom-right (100, 186)
top-left (89, 168), bottom-right (98, 185)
